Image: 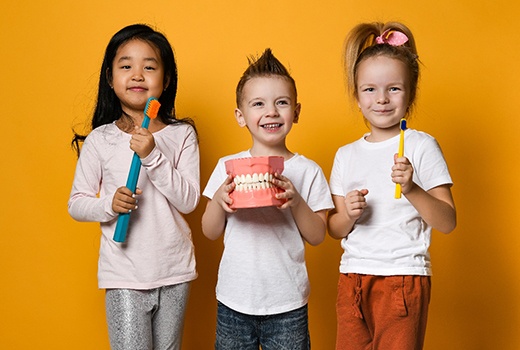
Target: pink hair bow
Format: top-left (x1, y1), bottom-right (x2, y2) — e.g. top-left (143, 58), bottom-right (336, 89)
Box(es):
top-left (375, 29), bottom-right (409, 46)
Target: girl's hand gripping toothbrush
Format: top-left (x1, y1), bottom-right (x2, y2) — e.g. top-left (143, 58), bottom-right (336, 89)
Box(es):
top-left (394, 118), bottom-right (407, 199)
top-left (113, 97), bottom-right (161, 242)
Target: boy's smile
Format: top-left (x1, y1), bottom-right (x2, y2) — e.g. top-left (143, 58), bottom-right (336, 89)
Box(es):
top-left (235, 76), bottom-right (300, 156)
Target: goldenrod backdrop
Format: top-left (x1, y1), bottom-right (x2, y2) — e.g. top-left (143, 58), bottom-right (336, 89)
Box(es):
top-left (1, 0), bottom-right (519, 349)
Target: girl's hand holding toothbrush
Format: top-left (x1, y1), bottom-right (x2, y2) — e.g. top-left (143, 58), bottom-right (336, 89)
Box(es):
top-left (112, 186), bottom-right (143, 214)
top-left (130, 126), bottom-right (156, 159)
top-left (392, 154), bottom-right (414, 195)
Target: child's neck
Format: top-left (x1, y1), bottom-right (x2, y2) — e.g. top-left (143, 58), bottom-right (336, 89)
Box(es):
top-left (115, 113), bottom-right (166, 134)
top-left (366, 126), bottom-right (401, 142)
top-left (249, 143), bottom-right (294, 160)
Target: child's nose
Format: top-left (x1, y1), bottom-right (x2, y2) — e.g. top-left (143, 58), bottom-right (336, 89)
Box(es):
top-left (265, 104), bottom-right (280, 117)
top-left (376, 93), bottom-right (389, 104)
top-left (132, 72), bottom-right (144, 81)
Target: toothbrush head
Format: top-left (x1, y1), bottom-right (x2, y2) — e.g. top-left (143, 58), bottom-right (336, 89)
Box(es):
top-left (400, 118), bottom-right (407, 131)
top-left (145, 97), bottom-right (161, 119)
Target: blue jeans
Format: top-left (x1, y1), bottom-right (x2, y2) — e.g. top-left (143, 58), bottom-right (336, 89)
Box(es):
top-left (215, 301), bottom-right (311, 350)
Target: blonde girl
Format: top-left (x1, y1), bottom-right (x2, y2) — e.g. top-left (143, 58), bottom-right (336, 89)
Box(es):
top-left (328, 22), bottom-right (456, 350)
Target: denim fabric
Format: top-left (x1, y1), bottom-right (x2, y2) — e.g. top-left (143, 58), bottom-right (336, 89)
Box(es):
top-left (215, 302), bottom-right (310, 350)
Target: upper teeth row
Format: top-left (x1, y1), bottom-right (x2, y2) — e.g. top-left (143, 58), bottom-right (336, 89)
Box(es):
top-left (234, 172), bottom-right (273, 184)
top-left (233, 173), bottom-right (274, 191)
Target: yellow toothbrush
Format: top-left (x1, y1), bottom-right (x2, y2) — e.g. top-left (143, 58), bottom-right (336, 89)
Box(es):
top-left (395, 118), bottom-right (407, 199)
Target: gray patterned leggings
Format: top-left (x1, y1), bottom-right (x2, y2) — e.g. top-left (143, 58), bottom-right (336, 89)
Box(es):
top-left (105, 282), bottom-right (190, 350)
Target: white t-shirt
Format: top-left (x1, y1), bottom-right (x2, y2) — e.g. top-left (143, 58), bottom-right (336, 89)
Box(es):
top-left (203, 151), bottom-right (334, 315)
top-left (329, 129), bottom-right (452, 276)
top-left (68, 122), bottom-right (200, 289)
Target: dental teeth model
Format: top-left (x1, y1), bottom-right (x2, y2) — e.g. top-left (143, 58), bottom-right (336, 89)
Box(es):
top-left (225, 156), bottom-right (286, 209)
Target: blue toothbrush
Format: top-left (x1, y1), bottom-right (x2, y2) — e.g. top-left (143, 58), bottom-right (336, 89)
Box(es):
top-left (113, 97), bottom-right (161, 242)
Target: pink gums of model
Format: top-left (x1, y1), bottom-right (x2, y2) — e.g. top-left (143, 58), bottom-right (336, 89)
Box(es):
top-left (225, 156), bottom-right (286, 209)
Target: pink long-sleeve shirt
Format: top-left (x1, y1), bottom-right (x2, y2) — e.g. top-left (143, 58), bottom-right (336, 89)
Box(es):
top-left (68, 122), bottom-right (200, 289)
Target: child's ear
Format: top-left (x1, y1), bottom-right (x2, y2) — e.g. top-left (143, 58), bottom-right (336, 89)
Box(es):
top-left (163, 75), bottom-right (170, 91)
top-left (106, 68), bottom-right (113, 88)
top-left (235, 108), bottom-right (247, 127)
top-left (293, 103), bottom-right (301, 124)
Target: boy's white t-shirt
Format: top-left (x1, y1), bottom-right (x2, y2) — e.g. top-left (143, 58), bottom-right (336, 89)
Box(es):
top-left (203, 151), bottom-right (334, 315)
top-left (329, 129), bottom-right (452, 276)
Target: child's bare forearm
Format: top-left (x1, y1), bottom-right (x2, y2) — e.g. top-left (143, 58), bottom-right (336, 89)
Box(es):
top-left (405, 184), bottom-right (456, 234)
top-left (327, 195), bottom-right (360, 239)
top-left (291, 202), bottom-right (327, 246)
top-left (327, 210), bottom-right (356, 240)
top-left (201, 200), bottom-right (227, 240)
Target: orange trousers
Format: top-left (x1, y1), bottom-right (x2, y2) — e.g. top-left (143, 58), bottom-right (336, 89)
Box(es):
top-left (336, 273), bottom-right (431, 350)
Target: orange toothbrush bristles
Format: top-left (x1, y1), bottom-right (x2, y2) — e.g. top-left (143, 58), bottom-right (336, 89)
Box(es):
top-left (145, 98), bottom-right (161, 119)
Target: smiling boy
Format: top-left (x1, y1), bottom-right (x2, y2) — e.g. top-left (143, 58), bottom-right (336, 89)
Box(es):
top-left (201, 49), bottom-right (333, 350)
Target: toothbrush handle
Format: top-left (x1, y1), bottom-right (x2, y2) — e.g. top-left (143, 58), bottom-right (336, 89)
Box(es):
top-left (113, 213), bottom-right (131, 242)
top-left (113, 116), bottom-right (150, 243)
top-left (395, 131), bottom-right (405, 199)
top-left (113, 153), bottom-right (142, 242)
top-left (395, 183), bottom-right (402, 199)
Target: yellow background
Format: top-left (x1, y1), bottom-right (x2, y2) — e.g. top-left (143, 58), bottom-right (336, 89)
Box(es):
top-left (1, 0), bottom-right (519, 349)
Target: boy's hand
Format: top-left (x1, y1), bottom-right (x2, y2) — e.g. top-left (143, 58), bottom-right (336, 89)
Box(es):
top-left (344, 189), bottom-right (369, 220)
top-left (214, 175), bottom-right (236, 213)
top-left (392, 154), bottom-right (415, 194)
top-left (112, 186), bottom-right (142, 213)
top-left (201, 175), bottom-right (236, 240)
top-left (130, 126), bottom-right (155, 159)
top-left (272, 173), bottom-right (302, 209)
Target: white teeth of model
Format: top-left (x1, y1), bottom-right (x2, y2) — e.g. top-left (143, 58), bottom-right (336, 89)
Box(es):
top-left (233, 172), bottom-right (278, 191)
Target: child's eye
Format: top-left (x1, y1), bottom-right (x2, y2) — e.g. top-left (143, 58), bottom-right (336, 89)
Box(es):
top-left (277, 99), bottom-right (289, 105)
top-left (144, 66), bottom-right (156, 71)
top-left (121, 65), bottom-right (131, 70)
top-left (389, 87), bottom-right (401, 92)
top-left (363, 87), bottom-right (374, 92)
top-left (252, 101), bottom-right (263, 107)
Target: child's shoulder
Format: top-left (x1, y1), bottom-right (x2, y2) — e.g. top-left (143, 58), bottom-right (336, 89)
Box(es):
top-left (217, 150), bottom-right (251, 163)
top-left (85, 123), bottom-right (120, 143)
top-left (334, 135), bottom-right (365, 154)
top-left (156, 122), bottom-right (197, 141)
top-left (406, 128), bottom-right (440, 148)
top-left (287, 153), bottom-right (319, 168)
top-left (285, 154), bottom-right (327, 176)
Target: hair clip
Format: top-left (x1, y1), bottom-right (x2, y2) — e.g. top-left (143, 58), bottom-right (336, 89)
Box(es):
top-left (375, 29), bottom-right (409, 46)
